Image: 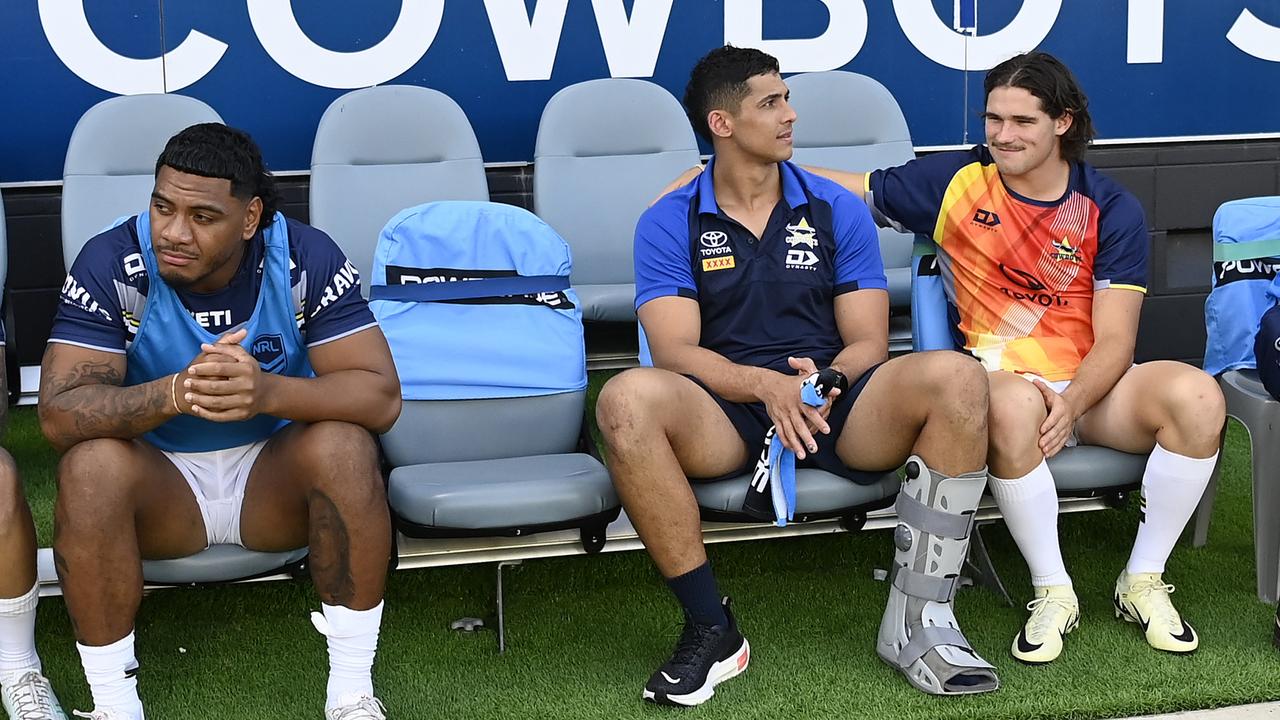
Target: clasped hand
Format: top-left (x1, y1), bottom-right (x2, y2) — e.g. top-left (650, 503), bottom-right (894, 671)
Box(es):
top-left (177, 328), bottom-right (269, 422)
top-left (758, 357), bottom-right (842, 460)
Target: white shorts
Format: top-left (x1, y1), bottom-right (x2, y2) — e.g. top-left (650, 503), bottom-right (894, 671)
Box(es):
top-left (1012, 372), bottom-right (1080, 448)
top-left (161, 440), bottom-right (269, 547)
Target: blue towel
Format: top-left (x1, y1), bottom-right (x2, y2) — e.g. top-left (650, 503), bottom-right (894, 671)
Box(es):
top-left (744, 369), bottom-right (845, 526)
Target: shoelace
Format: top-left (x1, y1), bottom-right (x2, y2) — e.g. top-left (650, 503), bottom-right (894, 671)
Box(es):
top-left (6, 672), bottom-right (56, 717)
top-left (666, 622), bottom-right (723, 676)
top-left (330, 696), bottom-right (387, 720)
top-left (1025, 595), bottom-right (1075, 639)
top-left (1129, 578), bottom-right (1182, 633)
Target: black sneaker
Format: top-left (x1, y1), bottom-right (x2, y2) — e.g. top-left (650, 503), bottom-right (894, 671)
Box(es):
top-left (643, 597), bottom-right (750, 707)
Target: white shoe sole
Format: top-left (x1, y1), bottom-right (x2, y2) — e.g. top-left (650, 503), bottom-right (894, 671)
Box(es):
top-left (642, 637), bottom-right (751, 707)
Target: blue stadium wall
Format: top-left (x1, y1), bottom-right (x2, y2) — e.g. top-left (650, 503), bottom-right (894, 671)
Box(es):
top-left (2, 1), bottom-right (1279, 379)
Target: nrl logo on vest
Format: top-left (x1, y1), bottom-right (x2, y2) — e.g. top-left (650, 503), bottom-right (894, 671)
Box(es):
top-left (251, 333), bottom-right (288, 374)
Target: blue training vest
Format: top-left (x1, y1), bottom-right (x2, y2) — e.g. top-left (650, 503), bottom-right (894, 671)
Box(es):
top-left (125, 212), bottom-right (313, 452)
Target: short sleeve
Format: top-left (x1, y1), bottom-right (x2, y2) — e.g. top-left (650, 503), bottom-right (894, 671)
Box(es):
top-left (1093, 191), bottom-right (1149, 293)
top-left (48, 225), bottom-right (135, 353)
top-left (292, 221), bottom-right (378, 346)
top-left (831, 191), bottom-right (887, 295)
top-left (634, 201), bottom-right (697, 309)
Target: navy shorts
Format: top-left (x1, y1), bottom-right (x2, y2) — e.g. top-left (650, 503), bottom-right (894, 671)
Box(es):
top-left (687, 362), bottom-right (886, 486)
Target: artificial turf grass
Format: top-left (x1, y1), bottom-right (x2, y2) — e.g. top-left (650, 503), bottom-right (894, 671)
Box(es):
top-left (9, 409), bottom-right (1279, 719)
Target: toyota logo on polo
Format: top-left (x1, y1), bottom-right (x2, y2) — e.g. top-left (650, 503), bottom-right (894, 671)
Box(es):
top-left (700, 231), bottom-right (728, 248)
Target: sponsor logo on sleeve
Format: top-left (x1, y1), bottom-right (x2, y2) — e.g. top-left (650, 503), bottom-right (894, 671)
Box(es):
top-left (310, 260), bottom-right (360, 317)
top-left (60, 275), bottom-right (113, 322)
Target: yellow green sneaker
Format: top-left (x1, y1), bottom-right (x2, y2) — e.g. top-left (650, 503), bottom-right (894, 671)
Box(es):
top-left (1113, 571), bottom-right (1198, 653)
top-left (1011, 585), bottom-right (1079, 664)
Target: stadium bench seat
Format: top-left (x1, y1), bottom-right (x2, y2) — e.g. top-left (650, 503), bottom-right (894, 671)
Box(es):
top-left (1195, 196), bottom-right (1280, 602)
top-left (311, 85), bottom-right (490, 296)
top-left (786, 71), bottom-right (916, 312)
top-left (534, 78), bottom-right (701, 322)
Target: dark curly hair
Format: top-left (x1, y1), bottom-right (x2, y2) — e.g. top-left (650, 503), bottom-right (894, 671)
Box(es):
top-left (985, 51), bottom-right (1096, 162)
top-left (683, 45), bottom-right (781, 143)
top-left (155, 123), bottom-right (279, 230)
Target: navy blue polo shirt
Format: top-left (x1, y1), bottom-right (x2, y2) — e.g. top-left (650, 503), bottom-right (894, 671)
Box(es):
top-left (635, 159), bottom-right (886, 374)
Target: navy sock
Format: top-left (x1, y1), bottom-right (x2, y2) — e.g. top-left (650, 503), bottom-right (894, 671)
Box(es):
top-left (665, 562), bottom-right (727, 626)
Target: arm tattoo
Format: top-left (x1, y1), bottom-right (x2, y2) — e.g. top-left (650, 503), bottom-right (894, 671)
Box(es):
top-left (38, 356), bottom-right (171, 451)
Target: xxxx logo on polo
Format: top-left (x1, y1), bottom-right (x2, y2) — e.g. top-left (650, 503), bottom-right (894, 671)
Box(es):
top-left (702, 256), bottom-right (736, 272)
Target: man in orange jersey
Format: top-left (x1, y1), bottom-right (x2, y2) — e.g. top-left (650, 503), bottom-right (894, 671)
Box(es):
top-left (812, 52), bottom-right (1225, 663)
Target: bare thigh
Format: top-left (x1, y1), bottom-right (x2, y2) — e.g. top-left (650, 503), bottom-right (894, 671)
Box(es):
top-left (596, 368), bottom-right (751, 478)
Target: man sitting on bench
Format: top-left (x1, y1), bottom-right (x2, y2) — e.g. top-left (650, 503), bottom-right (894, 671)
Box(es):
top-left (39, 124), bottom-right (401, 720)
top-left (810, 52), bottom-right (1226, 663)
top-left (598, 45), bottom-right (1000, 706)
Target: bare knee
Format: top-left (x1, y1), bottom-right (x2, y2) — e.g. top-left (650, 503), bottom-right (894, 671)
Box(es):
top-left (596, 369), bottom-right (675, 447)
top-left (1161, 369), bottom-right (1226, 449)
top-left (55, 439), bottom-right (141, 520)
top-left (911, 351), bottom-right (990, 425)
top-left (988, 377), bottom-right (1046, 463)
top-left (295, 422), bottom-right (384, 500)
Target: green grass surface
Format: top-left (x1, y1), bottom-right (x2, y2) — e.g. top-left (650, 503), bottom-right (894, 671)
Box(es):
top-left (8, 405), bottom-right (1278, 720)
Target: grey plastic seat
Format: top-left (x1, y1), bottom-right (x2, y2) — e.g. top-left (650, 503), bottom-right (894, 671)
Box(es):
top-left (61, 94), bottom-right (307, 584)
top-left (1200, 370), bottom-right (1280, 602)
top-left (534, 79), bottom-right (701, 322)
top-left (787, 71), bottom-right (916, 309)
top-left (311, 85), bottom-right (489, 295)
top-left (62, 94), bottom-right (224, 271)
top-left (1192, 197), bottom-right (1280, 601)
top-left (693, 468), bottom-right (900, 525)
top-left (384, 395), bottom-right (618, 542)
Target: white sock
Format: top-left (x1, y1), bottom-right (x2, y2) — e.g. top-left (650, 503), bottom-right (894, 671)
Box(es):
top-left (77, 632), bottom-right (144, 719)
top-left (989, 460), bottom-right (1072, 588)
top-left (313, 602), bottom-right (383, 710)
top-left (0, 582), bottom-right (40, 683)
top-left (1127, 444), bottom-right (1218, 575)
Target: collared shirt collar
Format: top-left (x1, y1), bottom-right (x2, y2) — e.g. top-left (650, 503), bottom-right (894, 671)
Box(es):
top-left (696, 158), bottom-right (809, 216)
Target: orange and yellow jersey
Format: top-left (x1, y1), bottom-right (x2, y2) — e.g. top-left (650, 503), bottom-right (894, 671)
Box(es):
top-left (867, 146), bottom-right (1148, 381)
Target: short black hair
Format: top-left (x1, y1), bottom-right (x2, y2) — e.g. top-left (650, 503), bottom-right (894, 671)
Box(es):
top-left (683, 45), bottom-right (781, 143)
top-left (155, 123), bottom-right (279, 227)
top-left (984, 51), bottom-right (1096, 162)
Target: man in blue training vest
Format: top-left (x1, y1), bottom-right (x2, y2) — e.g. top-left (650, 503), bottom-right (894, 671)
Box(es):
top-left (39, 124), bottom-right (401, 720)
top-left (0, 329), bottom-right (67, 720)
top-left (597, 46), bottom-right (999, 705)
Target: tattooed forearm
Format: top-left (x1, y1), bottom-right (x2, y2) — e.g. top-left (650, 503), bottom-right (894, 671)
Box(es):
top-left (38, 352), bottom-right (174, 452)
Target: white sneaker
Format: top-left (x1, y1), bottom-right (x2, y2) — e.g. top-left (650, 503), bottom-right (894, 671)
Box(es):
top-left (1, 672), bottom-right (67, 720)
top-left (325, 695), bottom-right (386, 720)
top-left (1010, 585), bottom-right (1080, 664)
top-left (71, 710), bottom-right (138, 720)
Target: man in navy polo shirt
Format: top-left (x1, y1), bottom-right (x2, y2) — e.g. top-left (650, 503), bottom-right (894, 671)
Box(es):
top-left (596, 46), bottom-right (1000, 704)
